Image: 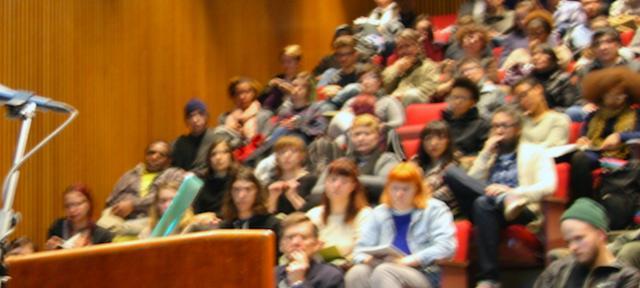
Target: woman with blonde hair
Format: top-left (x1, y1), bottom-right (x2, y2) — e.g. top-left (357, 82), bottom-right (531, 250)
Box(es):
top-left (260, 44), bottom-right (303, 112)
top-left (345, 162), bottom-right (456, 288)
top-left (139, 181), bottom-right (219, 238)
top-left (312, 114), bottom-right (400, 205)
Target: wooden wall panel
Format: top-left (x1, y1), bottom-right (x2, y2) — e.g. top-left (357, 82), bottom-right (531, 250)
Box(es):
top-left (0, 0), bottom-right (461, 249)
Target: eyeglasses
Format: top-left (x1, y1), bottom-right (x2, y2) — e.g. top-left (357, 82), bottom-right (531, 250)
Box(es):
top-left (491, 122), bottom-right (517, 129)
top-left (146, 150), bottom-right (169, 157)
top-left (447, 94), bottom-right (472, 102)
top-left (335, 50), bottom-right (355, 58)
top-left (64, 200), bottom-right (87, 209)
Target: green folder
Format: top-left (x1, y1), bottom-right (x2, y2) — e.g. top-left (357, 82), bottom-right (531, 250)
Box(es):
top-left (318, 246), bottom-right (345, 263)
top-left (150, 174), bottom-right (204, 237)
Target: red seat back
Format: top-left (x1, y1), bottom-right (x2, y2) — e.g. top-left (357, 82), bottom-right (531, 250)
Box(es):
top-left (401, 138), bottom-right (421, 159)
top-left (431, 14), bottom-right (457, 30)
top-left (555, 163), bottom-right (570, 199)
top-left (568, 122), bottom-right (583, 144)
top-left (453, 220), bottom-right (472, 263)
top-left (621, 30), bottom-right (634, 46)
top-left (404, 102), bottom-right (448, 126)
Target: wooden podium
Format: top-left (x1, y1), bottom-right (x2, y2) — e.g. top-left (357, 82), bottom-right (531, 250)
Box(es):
top-left (6, 230), bottom-right (276, 288)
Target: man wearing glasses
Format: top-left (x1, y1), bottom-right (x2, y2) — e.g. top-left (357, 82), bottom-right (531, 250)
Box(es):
top-left (444, 106), bottom-right (557, 288)
top-left (97, 140), bottom-right (184, 237)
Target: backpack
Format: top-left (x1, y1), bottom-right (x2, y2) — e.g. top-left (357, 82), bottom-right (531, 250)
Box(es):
top-left (598, 160), bottom-right (640, 230)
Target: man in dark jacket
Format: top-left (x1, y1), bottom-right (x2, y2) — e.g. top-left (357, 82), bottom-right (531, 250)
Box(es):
top-left (276, 213), bottom-right (344, 288)
top-left (172, 98), bottom-right (218, 171)
top-left (535, 198), bottom-right (640, 288)
top-left (441, 77), bottom-right (490, 166)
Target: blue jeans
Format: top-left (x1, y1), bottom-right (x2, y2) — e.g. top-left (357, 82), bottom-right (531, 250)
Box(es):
top-left (443, 166), bottom-right (535, 282)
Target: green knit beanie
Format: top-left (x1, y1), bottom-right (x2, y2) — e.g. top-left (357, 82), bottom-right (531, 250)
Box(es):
top-left (561, 198), bottom-right (609, 231)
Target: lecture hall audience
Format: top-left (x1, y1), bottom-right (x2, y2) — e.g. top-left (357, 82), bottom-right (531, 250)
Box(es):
top-left (30, 1), bottom-right (640, 287)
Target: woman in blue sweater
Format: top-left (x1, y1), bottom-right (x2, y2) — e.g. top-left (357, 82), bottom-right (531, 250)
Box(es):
top-left (345, 162), bottom-right (456, 288)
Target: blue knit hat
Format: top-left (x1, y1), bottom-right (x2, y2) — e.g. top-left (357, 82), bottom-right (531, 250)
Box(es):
top-left (184, 98), bottom-right (208, 118)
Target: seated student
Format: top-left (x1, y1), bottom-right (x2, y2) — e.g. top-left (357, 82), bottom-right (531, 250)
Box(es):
top-left (414, 14), bottom-right (444, 62)
top-left (443, 22), bottom-right (495, 66)
top-left (551, 0), bottom-right (587, 48)
top-left (99, 140), bottom-right (183, 236)
top-left (5, 237), bottom-right (36, 260)
top-left (306, 158), bottom-right (371, 265)
top-left (312, 114), bottom-right (401, 205)
top-left (313, 24), bottom-right (354, 77)
top-left (576, 27), bottom-right (640, 79)
top-left (219, 167), bottom-right (280, 235)
top-left (46, 184), bottom-right (113, 250)
top-left (441, 77), bottom-right (490, 161)
top-left (502, 9), bottom-right (572, 70)
top-left (483, 0), bottom-right (515, 36)
top-left (570, 67), bottom-right (640, 202)
top-left (266, 136), bottom-right (318, 215)
top-left (535, 198), bottom-right (640, 287)
top-left (529, 44), bottom-right (579, 115)
top-left (448, 24), bottom-right (498, 82)
top-left (345, 162), bottom-right (456, 288)
top-left (513, 77), bottom-right (570, 148)
top-left (216, 77), bottom-right (273, 145)
top-left (610, 0), bottom-right (640, 16)
top-left (443, 106), bottom-right (556, 288)
top-left (571, 27), bottom-right (640, 121)
top-left (456, 58), bottom-right (505, 119)
top-left (172, 99), bottom-right (218, 171)
top-left (412, 121), bottom-right (462, 217)
top-left (138, 181), bottom-right (219, 238)
top-left (270, 72), bottom-right (327, 145)
top-left (276, 213), bottom-right (345, 288)
top-left (317, 35), bottom-right (363, 108)
top-left (498, 0), bottom-right (537, 66)
top-left (192, 137), bottom-right (239, 215)
top-left (259, 44), bottom-right (302, 112)
top-left (353, 0), bottom-right (401, 37)
top-left (382, 28), bottom-right (439, 106)
top-left (327, 66), bottom-right (405, 142)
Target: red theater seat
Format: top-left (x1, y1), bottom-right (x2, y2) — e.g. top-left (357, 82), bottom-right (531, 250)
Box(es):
top-left (431, 14), bottom-right (457, 30)
top-left (568, 122), bottom-right (583, 144)
top-left (401, 138), bottom-right (421, 160)
top-left (621, 30), bottom-right (634, 46)
top-left (396, 102), bottom-right (448, 140)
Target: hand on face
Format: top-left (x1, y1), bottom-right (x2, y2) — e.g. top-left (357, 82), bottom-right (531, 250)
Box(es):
top-left (483, 134), bottom-right (505, 154)
top-left (286, 251), bottom-right (310, 284)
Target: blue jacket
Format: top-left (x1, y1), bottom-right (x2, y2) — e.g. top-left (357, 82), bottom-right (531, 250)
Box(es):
top-left (352, 198), bottom-right (456, 271)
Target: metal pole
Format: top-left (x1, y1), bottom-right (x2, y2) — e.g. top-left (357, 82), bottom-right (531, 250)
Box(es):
top-left (0, 102), bottom-right (36, 240)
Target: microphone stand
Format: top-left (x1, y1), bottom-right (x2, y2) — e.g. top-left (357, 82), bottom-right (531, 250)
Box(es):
top-left (0, 94), bottom-right (78, 285)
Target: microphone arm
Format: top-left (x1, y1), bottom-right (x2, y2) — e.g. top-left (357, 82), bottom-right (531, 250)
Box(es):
top-left (0, 88), bottom-right (78, 282)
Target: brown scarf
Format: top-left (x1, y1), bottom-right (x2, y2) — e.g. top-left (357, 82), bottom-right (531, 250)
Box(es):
top-left (586, 107), bottom-right (636, 159)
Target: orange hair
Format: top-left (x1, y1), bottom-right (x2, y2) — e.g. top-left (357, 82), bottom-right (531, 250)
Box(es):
top-left (380, 162), bottom-right (430, 209)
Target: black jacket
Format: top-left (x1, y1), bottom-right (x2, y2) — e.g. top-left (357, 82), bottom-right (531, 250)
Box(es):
top-left (442, 107), bottom-right (490, 156)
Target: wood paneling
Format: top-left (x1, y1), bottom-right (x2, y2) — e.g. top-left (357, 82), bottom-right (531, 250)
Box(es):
top-left (0, 0), bottom-right (374, 249)
top-left (0, 0), bottom-right (462, 249)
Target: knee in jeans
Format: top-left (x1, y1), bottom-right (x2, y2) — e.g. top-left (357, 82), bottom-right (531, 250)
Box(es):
top-left (370, 263), bottom-right (397, 281)
top-left (472, 195), bottom-right (494, 211)
top-left (345, 264), bottom-right (371, 283)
